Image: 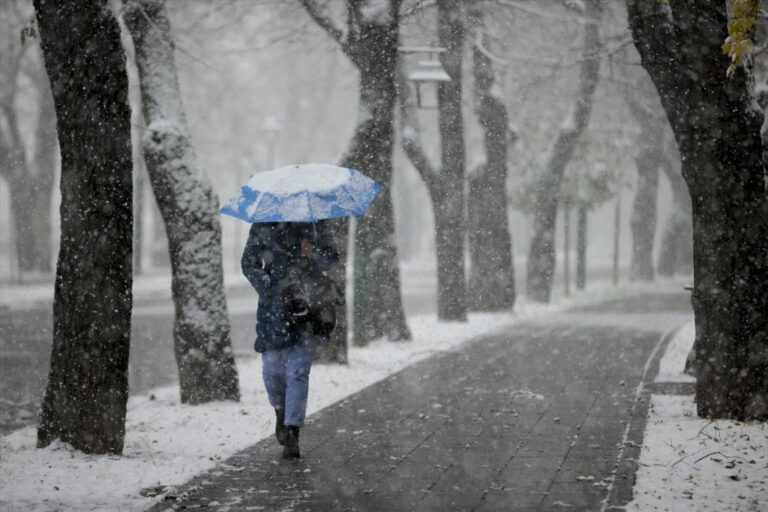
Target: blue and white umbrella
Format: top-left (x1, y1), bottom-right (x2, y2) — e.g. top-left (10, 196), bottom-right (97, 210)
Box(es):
top-left (220, 163), bottom-right (382, 223)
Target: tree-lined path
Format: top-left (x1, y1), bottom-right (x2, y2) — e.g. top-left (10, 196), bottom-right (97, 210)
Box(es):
top-left (150, 293), bottom-right (691, 512)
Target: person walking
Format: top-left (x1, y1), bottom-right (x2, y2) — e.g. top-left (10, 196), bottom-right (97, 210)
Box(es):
top-left (241, 220), bottom-right (340, 458)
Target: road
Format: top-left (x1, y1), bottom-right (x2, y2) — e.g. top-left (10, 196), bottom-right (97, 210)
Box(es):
top-left (147, 293), bottom-right (692, 512)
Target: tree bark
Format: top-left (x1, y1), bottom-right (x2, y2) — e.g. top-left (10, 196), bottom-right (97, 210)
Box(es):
top-left (34, 0), bottom-right (134, 454)
top-left (627, 0), bottom-right (768, 419)
top-left (315, 217), bottom-right (349, 362)
top-left (123, 0), bottom-right (239, 404)
top-left (434, 0), bottom-right (468, 320)
top-left (526, 0), bottom-right (602, 303)
top-left (397, 0), bottom-right (468, 321)
top-left (466, 3), bottom-right (515, 312)
top-left (576, 206), bottom-right (587, 289)
top-left (300, 0), bottom-right (411, 348)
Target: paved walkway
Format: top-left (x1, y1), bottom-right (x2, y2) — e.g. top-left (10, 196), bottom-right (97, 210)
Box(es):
top-left (151, 293), bottom-right (691, 512)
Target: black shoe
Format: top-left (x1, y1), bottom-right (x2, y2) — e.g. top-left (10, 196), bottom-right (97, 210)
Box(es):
top-left (275, 409), bottom-right (287, 446)
top-left (282, 426), bottom-right (300, 459)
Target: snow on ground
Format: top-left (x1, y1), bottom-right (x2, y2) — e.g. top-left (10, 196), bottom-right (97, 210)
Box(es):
top-left (654, 319), bottom-right (695, 384)
top-left (0, 280), bottom-right (674, 511)
top-left (628, 320), bottom-right (768, 512)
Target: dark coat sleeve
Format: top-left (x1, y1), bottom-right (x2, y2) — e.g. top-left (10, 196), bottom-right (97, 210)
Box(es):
top-left (241, 224), bottom-right (271, 296)
top-left (310, 220), bottom-right (339, 271)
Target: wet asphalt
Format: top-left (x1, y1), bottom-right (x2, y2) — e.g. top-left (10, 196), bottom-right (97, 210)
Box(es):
top-left (147, 292), bottom-right (692, 512)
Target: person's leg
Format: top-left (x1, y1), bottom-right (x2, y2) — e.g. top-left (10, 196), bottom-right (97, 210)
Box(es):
top-left (262, 348), bottom-right (288, 411)
top-left (283, 339), bottom-right (318, 427)
top-left (263, 348), bottom-right (290, 445)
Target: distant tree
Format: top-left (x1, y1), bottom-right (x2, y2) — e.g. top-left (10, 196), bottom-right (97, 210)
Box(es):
top-left (0, 2), bottom-right (56, 275)
top-left (625, 94), bottom-right (664, 281)
top-left (557, 125), bottom-right (628, 291)
top-left (123, 0), bottom-right (240, 404)
top-left (526, 0), bottom-right (602, 303)
top-left (299, 0), bottom-right (411, 346)
top-left (34, 0), bottom-right (134, 454)
top-left (398, 0), bottom-right (468, 321)
top-left (656, 137), bottom-right (692, 277)
top-left (626, 0), bottom-right (768, 419)
top-left (466, 2), bottom-right (516, 312)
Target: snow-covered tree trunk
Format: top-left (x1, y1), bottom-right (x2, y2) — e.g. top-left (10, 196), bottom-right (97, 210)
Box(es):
top-left (526, 0), bottom-right (601, 303)
top-left (627, 0), bottom-right (768, 419)
top-left (657, 149), bottom-right (692, 276)
top-left (34, 0), bottom-right (134, 454)
top-left (123, 0), bottom-right (239, 404)
top-left (300, 0), bottom-right (411, 347)
top-left (467, 3), bottom-right (515, 312)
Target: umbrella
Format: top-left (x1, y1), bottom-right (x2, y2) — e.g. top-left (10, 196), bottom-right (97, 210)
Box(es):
top-left (220, 163), bottom-right (382, 223)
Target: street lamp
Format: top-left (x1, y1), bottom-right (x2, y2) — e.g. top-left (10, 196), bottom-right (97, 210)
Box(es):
top-left (398, 46), bottom-right (450, 109)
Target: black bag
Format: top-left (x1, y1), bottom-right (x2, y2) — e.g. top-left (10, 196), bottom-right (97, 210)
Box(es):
top-left (282, 260), bottom-right (344, 337)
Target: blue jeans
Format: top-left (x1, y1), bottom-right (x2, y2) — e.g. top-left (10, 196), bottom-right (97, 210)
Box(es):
top-left (261, 339), bottom-right (318, 427)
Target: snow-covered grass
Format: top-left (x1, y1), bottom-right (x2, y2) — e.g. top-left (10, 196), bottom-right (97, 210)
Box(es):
top-left (0, 279), bottom-right (676, 511)
top-left (628, 321), bottom-right (768, 511)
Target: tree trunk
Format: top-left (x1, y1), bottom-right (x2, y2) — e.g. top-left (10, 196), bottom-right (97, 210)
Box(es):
top-left (612, 193), bottom-right (621, 286)
top-left (563, 205), bottom-right (571, 296)
top-left (1, 103), bottom-right (54, 275)
top-left (35, 0), bottom-right (134, 454)
top-left (315, 217), bottom-right (349, 362)
top-left (576, 206), bottom-right (587, 289)
top-left (299, 0), bottom-right (411, 349)
top-left (467, 3), bottom-right (515, 312)
top-left (625, 93), bottom-right (665, 282)
top-left (434, 0), bottom-right (468, 321)
top-left (657, 151), bottom-right (692, 276)
top-left (627, 0), bottom-right (768, 419)
top-left (347, 49), bottom-right (411, 345)
top-left (629, 136), bottom-right (660, 281)
top-left (124, 0), bottom-right (239, 404)
top-left (526, 0), bottom-right (601, 303)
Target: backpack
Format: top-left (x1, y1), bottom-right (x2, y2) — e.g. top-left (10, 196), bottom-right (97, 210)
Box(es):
top-left (282, 260), bottom-right (344, 337)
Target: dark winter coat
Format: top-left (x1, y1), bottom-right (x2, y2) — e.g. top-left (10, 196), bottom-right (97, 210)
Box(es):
top-left (241, 221), bottom-right (340, 352)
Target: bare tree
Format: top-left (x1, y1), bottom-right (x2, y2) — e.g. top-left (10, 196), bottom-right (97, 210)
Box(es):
top-left (123, 0), bottom-right (240, 404)
top-left (627, 0), bottom-right (768, 419)
top-left (397, 0), bottom-right (468, 321)
top-left (657, 138), bottom-right (692, 276)
top-left (526, 0), bottom-right (602, 303)
top-left (466, 2), bottom-right (515, 311)
top-left (0, 2), bottom-right (56, 275)
top-left (299, 0), bottom-right (411, 346)
top-left (35, 0), bottom-right (134, 454)
top-left (626, 94), bottom-right (663, 281)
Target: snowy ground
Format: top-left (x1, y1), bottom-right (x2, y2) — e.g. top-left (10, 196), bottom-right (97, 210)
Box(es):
top-left (627, 320), bottom-right (768, 512)
top-left (0, 280), bottom-right (665, 511)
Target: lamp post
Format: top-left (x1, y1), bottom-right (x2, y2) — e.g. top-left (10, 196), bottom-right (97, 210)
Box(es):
top-left (398, 46), bottom-right (451, 109)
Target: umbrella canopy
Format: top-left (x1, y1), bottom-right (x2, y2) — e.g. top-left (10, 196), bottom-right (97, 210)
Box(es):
top-left (220, 163), bottom-right (382, 223)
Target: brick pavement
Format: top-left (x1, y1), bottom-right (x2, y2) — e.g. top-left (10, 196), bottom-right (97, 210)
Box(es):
top-left (150, 293), bottom-right (691, 512)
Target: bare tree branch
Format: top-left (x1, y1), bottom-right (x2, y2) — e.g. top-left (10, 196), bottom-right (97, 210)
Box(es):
top-left (298, 0), bottom-right (348, 46)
